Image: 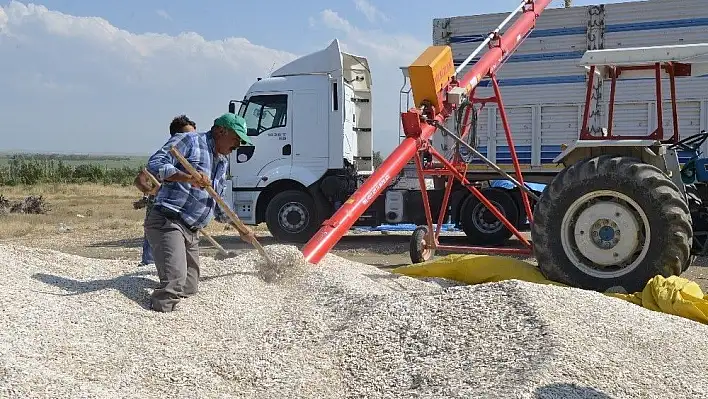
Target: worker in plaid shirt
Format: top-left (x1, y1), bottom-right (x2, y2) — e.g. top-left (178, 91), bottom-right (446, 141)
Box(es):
top-left (143, 113), bottom-right (255, 312)
top-left (134, 115), bottom-right (197, 266)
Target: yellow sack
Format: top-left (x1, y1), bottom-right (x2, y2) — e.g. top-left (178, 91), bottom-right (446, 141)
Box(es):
top-left (391, 253), bottom-right (565, 286)
top-left (609, 275), bottom-right (708, 325)
top-left (392, 254), bottom-right (708, 325)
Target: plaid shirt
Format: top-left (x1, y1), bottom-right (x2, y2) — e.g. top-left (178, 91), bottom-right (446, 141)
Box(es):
top-left (146, 131), bottom-right (230, 229)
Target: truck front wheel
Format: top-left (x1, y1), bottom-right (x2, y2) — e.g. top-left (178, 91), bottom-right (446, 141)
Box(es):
top-left (265, 190), bottom-right (321, 243)
top-left (531, 155), bottom-right (692, 293)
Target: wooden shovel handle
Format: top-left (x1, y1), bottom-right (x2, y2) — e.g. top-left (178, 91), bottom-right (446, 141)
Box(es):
top-left (168, 146), bottom-right (272, 263)
top-left (142, 167), bottom-right (161, 188)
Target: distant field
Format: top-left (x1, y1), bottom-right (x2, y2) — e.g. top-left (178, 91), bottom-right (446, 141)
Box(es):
top-left (0, 153), bottom-right (148, 186)
top-left (0, 154), bottom-right (148, 168)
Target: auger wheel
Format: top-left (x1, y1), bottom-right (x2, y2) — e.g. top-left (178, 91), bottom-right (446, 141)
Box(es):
top-left (410, 225), bottom-right (435, 264)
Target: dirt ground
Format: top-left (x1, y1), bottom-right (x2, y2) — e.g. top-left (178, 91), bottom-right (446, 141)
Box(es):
top-left (1, 183), bottom-right (706, 292)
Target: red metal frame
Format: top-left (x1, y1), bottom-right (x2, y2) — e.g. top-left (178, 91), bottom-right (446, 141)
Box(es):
top-left (406, 71), bottom-right (536, 258)
top-left (302, 0), bottom-right (552, 264)
top-left (579, 61), bottom-right (690, 143)
top-left (422, 142), bottom-right (533, 256)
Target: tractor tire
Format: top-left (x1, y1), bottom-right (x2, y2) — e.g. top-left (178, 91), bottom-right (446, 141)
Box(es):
top-left (265, 190), bottom-right (321, 243)
top-left (460, 188), bottom-right (519, 246)
top-left (531, 155), bottom-right (692, 293)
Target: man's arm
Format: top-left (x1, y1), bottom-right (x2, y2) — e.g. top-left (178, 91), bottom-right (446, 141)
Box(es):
top-left (146, 134), bottom-right (204, 184)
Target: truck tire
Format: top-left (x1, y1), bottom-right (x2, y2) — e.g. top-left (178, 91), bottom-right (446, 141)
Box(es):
top-left (531, 155), bottom-right (692, 293)
top-left (265, 190), bottom-right (321, 243)
top-left (459, 188), bottom-right (519, 246)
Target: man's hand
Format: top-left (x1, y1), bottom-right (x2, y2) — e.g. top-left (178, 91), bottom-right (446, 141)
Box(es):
top-left (238, 226), bottom-right (256, 244)
top-left (133, 197), bottom-right (148, 210)
top-left (134, 169), bottom-right (159, 195)
top-left (188, 171), bottom-right (211, 189)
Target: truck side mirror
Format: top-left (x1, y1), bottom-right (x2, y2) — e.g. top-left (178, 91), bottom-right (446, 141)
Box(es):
top-left (228, 100), bottom-right (244, 114)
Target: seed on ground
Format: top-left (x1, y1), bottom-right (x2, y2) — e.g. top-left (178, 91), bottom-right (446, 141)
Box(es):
top-left (0, 243), bottom-right (706, 398)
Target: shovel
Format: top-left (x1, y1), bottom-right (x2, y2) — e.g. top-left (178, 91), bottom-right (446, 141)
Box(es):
top-left (140, 167), bottom-right (238, 259)
top-left (168, 147), bottom-right (274, 266)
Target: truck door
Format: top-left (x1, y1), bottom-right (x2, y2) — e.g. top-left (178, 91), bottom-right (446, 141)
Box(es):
top-left (343, 83), bottom-right (357, 164)
top-left (233, 92), bottom-right (292, 188)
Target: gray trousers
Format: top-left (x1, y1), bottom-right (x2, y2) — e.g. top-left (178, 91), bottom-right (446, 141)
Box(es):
top-left (144, 207), bottom-right (200, 312)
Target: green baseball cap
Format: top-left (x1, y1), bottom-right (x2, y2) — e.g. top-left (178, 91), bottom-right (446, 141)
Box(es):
top-left (214, 113), bottom-right (252, 146)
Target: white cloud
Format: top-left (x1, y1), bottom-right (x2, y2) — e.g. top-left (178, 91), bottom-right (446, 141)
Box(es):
top-left (156, 9), bottom-right (172, 21)
top-left (0, 1), bottom-right (427, 157)
top-left (319, 10), bottom-right (424, 65)
top-left (353, 0), bottom-right (388, 23)
top-left (315, 9), bottom-right (427, 155)
top-left (0, 1), bottom-right (297, 154)
top-left (0, 7), bottom-right (8, 30)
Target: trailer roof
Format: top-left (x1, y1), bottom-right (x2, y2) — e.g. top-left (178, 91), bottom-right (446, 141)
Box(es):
top-left (579, 43), bottom-right (708, 67)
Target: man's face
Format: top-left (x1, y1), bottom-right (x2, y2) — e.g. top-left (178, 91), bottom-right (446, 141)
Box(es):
top-left (213, 126), bottom-right (241, 155)
top-left (181, 124), bottom-right (196, 133)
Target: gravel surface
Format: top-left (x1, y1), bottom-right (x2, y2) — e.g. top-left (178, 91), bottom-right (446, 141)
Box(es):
top-left (1, 243), bottom-right (707, 398)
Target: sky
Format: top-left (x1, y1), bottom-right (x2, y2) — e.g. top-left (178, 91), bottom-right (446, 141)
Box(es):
top-left (0, 0), bottom-right (636, 156)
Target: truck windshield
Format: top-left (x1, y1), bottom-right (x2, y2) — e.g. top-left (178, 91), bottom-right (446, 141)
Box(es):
top-left (237, 94), bottom-right (288, 136)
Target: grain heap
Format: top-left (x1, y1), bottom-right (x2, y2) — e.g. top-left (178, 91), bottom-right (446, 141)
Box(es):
top-left (252, 244), bottom-right (309, 283)
top-left (1, 243), bottom-right (707, 398)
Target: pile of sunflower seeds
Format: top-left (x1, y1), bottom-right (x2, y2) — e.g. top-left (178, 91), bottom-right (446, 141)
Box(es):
top-left (0, 243), bottom-right (707, 398)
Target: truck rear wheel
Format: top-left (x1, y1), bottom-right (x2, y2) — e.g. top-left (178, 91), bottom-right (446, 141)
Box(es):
top-left (460, 188), bottom-right (519, 246)
top-left (531, 155), bottom-right (692, 293)
top-left (265, 190), bottom-right (320, 243)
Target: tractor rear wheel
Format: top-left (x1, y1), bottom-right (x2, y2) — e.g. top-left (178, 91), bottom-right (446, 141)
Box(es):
top-left (531, 155), bottom-right (692, 293)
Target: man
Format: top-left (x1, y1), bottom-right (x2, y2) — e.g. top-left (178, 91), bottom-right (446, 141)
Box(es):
top-left (134, 115), bottom-right (197, 266)
top-left (144, 113), bottom-right (255, 312)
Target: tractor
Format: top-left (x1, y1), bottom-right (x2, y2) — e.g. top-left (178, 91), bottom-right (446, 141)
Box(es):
top-left (531, 43), bottom-right (708, 293)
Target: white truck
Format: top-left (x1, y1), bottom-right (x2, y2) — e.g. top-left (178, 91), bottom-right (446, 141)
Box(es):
top-left (224, 39), bottom-right (392, 243)
top-left (224, 0), bottom-right (708, 245)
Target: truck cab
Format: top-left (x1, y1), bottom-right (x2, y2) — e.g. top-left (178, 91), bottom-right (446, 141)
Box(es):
top-left (224, 39), bottom-right (374, 242)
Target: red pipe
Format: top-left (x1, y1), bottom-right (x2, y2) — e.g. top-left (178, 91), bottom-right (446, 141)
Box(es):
top-left (668, 63), bottom-right (679, 143)
top-left (457, 0), bottom-right (552, 95)
top-left (607, 69), bottom-right (617, 137)
top-left (302, 132), bottom-right (429, 262)
top-left (580, 66), bottom-right (595, 140)
top-left (302, 0), bottom-right (552, 264)
top-left (414, 152), bottom-right (435, 244)
top-left (491, 75), bottom-right (534, 224)
top-left (654, 63), bottom-right (664, 140)
top-left (435, 175), bottom-right (455, 239)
